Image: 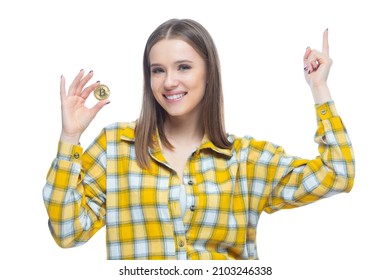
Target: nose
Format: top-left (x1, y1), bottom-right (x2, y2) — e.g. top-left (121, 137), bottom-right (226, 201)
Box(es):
top-left (164, 71), bottom-right (179, 89)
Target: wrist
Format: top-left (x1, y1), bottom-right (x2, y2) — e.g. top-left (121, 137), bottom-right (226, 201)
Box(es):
top-left (311, 84), bottom-right (332, 104)
top-left (60, 132), bottom-right (81, 145)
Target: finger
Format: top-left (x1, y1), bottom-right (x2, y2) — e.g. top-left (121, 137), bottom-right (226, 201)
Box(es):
top-left (304, 61), bottom-right (314, 74)
top-left (303, 46), bottom-right (311, 60)
top-left (308, 49), bottom-right (330, 69)
top-left (303, 47), bottom-right (311, 71)
top-left (80, 81), bottom-right (100, 99)
top-left (90, 100), bottom-right (110, 118)
top-left (309, 60), bottom-right (319, 73)
top-left (68, 69), bottom-right (85, 96)
top-left (76, 70), bottom-right (94, 96)
top-left (60, 75), bottom-right (66, 100)
top-left (322, 28), bottom-right (329, 57)
top-left (306, 61), bottom-right (316, 74)
top-left (307, 50), bottom-right (319, 70)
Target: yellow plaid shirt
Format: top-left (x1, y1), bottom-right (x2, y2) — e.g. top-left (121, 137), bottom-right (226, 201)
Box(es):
top-left (43, 101), bottom-right (355, 260)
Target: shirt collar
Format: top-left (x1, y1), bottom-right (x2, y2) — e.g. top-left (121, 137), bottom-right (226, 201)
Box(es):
top-left (120, 122), bottom-right (136, 142)
top-left (198, 134), bottom-right (233, 157)
top-left (120, 122), bottom-right (233, 158)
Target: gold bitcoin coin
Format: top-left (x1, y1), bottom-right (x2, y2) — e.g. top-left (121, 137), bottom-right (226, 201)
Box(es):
top-left (94, 84), bottom-right (111, 100)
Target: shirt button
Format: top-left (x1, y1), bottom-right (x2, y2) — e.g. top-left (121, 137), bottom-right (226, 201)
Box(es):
top-left (190, 205), bottom-right (196, 211)
top-left (321, 109), bottom-right (327, 115)
top-left (73, 152), bottom-right (80, 159)
top-left (188, 180), bottom-right (194, 186)
top-left (179, 240), bottom-right (185, 247)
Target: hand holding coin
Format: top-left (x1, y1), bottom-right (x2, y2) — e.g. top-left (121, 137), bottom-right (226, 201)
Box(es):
top-left (59, 70), bottom-right (110, 145)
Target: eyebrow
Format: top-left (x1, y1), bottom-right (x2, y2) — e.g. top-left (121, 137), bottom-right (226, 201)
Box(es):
top-left (150, 60), bottom-right (194, 67)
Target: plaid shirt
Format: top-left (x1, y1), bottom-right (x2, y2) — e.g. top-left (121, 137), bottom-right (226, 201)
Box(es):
top-left (43, 101), bottom-right (355, 260)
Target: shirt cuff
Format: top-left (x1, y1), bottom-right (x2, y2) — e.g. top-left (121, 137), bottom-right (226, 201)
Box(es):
top-left (57, 141), bottom-right (83, 163)
top-left (315, 101), bottom-right (338, 121)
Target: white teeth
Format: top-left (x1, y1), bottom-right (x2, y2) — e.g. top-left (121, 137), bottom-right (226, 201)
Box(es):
top-left (165, 93), bottom-right (185, 100)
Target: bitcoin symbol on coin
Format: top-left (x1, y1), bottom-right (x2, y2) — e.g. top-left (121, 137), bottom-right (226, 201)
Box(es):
top-left (94, 84), bottom-right (110, 100)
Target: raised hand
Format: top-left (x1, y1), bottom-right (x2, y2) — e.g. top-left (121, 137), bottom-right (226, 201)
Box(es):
top-left (60, 70), bottom-right (110, 144)
top-left (303, 29), bottom-right (333, 104)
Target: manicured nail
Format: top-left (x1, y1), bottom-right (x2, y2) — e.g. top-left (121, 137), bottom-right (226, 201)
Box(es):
top-left (105, 101), bottom-right (111, 105)
top-left (89, 70), bottom-right (93, 73)
top-left (308, 70), bottom-right (311, 74)
top-left (96, 80), bottom-right (100, 83)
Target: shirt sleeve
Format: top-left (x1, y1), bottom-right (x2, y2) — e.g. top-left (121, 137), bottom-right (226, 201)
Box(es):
top-left (248, 101), bottom-right (355, 214)
top-left (42, 130), bottom-right (107, 248)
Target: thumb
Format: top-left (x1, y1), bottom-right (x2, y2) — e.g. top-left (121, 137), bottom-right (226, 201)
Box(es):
top-left (90, 100), bottom-right (110, 117)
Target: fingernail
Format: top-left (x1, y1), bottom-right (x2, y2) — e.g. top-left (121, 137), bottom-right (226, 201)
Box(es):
top-left (105, 101), bottom-right (111, 105)
top-left (80, 69), bottom-right (84, 72)
top-left (308, 70), bottom-right (311, 74)
top-left (306, 46), bottom-right (310, 49)
top-left (304, 66), bottom-right (308, 71)
top-left (89, 70), bottom-right (93, 73)
top-left (96, 80), bottom-right (100, 83)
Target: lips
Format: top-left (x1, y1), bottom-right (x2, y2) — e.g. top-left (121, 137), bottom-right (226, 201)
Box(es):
top-left (163, 92), bottom-right (187, 102)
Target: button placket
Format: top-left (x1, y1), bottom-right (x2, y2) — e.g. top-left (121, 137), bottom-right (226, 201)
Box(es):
top-left (186, 179), bottom-right (196, 213)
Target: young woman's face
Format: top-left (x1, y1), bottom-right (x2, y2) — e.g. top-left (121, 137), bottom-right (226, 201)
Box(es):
top-left (149, 39), bottom-right (207, 120)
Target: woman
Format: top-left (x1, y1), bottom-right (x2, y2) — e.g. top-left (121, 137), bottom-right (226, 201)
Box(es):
top-left (43, 19), bottom-right (355, 260)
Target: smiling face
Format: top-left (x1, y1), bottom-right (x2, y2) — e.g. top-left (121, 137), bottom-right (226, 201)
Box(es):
top-left (149, 39), bottom-right (207, 120)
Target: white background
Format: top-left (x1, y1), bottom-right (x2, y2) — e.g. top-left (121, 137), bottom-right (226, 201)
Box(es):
top-left (0, 0), bottom-right (388, 279)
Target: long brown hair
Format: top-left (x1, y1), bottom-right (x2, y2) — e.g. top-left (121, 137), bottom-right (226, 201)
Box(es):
top-left (135, 19), bottom-right (231, 168)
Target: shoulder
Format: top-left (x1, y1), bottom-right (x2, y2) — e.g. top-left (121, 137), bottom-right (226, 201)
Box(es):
top-left (229, 134), bottom-right (283, 162)
top-left (229, 134), bottom-right (280, 151)
top-left (103, 121), bottom-right (137, 142)
top-left (104, 121), bottom-right (136, 131)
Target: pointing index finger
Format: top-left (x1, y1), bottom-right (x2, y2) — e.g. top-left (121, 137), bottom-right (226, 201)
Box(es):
top-left (322, 28), bottom-right (329, 57)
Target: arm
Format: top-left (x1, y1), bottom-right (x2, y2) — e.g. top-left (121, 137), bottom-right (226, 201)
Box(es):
top-left (43, 132), bottom-right (107, 248)
top-left (250, 30), bottom-right (354, 213)
top-left (252, 102), bottom-right (355, 213)
top-left (42, 70), bottom-right (110, 247)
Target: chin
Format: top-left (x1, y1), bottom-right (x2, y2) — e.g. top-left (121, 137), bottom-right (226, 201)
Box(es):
top-left (165, 112), bottom-right (187, 118)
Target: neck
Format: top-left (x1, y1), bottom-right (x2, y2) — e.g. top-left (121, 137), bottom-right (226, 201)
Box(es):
top-left (163, 113), bottom-right (204, 147)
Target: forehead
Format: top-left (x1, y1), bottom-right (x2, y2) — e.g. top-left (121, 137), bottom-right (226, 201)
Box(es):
top-left (149, 39), bottom-right (203, 63)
